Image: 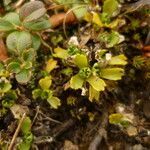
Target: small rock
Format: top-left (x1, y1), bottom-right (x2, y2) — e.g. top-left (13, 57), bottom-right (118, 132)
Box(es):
top-left (63, 140), bottom-right (79, 150)
top-left (126, 126), bottom-right (138, 136)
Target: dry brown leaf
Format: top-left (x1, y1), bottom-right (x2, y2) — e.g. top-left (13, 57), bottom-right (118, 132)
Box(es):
top-left (49, 11), bottom-right (77, 28)
top-left (10, 104), bottom-right (29, 119)
top-left (0, 38), bottom-right (8, 61)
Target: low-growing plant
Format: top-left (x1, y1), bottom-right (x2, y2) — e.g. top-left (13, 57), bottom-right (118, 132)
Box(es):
top-left (0, 1), bottom-right (51, 84)
top-left (32, 76), bottom-right (61, 109)
top-left (53, 45), bottom-right (127, 101)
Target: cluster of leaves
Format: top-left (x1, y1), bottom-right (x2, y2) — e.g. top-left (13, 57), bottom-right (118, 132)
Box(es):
top-left (0, 62), bottom-right (17, 108)
top-left (18, 117), bottom-right (33, 150)
top-left (53, 45), bottom-right (127, 102)
top-left (0, 1), bottom-right (51, 84)
top-left (32, 76), bottom-right (61, 109)
top-left (0, 1), bottom-right (51, 149)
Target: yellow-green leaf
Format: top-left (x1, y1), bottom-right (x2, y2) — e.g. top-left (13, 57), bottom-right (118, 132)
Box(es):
top-left (100, 68), bottom-right (124, 80)
top-left (103, 0), bottom-right (119, 16)
top-left (45, 59), bottom-right (57, 73)
top-left (92, 12), bottom-right (103, 27)
top-left (109, 113), bottom-right (132, 127)
top-left (109, 55), bottom-right (127, 66)
top-left (109, 113), bottom-right (124, 124)
top-left (106, 19), bottom-right (125, 29)
top-left (70, 74), bottom-right (84, 90)
top-left (89, 86), bottom-right (100, 102)
top-left (53, 47), bottom-right (69, 59)
top-left (47, 96), bottom-right (61, 109)
top-left (74, 54), bottom-right (88, 69)
top-left (87, 75), bottom-right (106, 91)
top-left (39, 76), bottom-right (52, 90)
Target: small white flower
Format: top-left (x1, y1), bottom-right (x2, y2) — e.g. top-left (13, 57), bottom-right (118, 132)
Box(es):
top-left (1, 77), bottom-right (6, 82)
top-left (119, 35), bottom-right (125, 43)
top-left (68, 36), bottom-right (79, 46)
top-left (81, 87), bottom-right (87, 96)
top-left (105, 53), bottom-right (112, 61)
top-left (117, 106), bottom-right (125, 113)
top-left (148, 130), bottom-right (150, 136)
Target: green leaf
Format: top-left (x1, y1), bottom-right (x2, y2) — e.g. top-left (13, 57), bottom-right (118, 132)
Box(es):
top-left (53, 47), bottom-right (69, 59)
top-left (4, 90), bottom-right (18, 100)
top-left (79, 67), bottom-right (91, 79)
top-left (24, 8), bottom-right (46, 22)
top-left (3, 12), bottom-right (21, 26)
top-left (61, 68), bottom-right (73, 76)
top-left (6, 31), bottom-right (32, 54)
top-left (109, 55), bottom-right (127, 66)
top-left (18, 140), bottom-right (31, 150)
top-left (87, 75), bottom-right (106, 91)
top-left (23, 19), bottom-right (51, 31)
top-left (16, 32), bottom-right (32, 52)
top-left (39, 76), bottom-right (52, 90)
top-left (100, 68), bottom-right (124, 80)
top-left (22, 48), bottom-right (36, 62)
top-left (19, 1), bottom-right (45, 21)
top-left (99, 31), bottom-right (121, 48)
top-left (41, 90), bottom-right (53, 100)
top-left (15, 69), bottom-right (31, 84)
top-left (2, 99), bottom-right (15, 108)
top-left (6, 32), bottom-right (19, 53)
top-left (23, 62), bottom-right (32, 70)
top-left (19, 116), bottom-right (33, 150)
top-left (74, 54), bottom-right (88, 68)
top-left (7, 61), bottom-right (21, 73)
top-left (32, 89), bottom-right (42, 99)
top-left (32, 34), bottom-right (41, 50)
top-left (103, 0), bottom-right (119, 16)
top-left (89, 85), bottom-right (100, 102)
top-left (70, 74), bottom-right (84, 89)
top-left (0, 63), bottom-right (4, 71)
top-left (67, 45), bottom-right (80, 55)
top-left (0, 19), bottom-right (15, 32)
top-left (73, 5), bottom-right (87, 20)
top-left (0, 82), bottom-right (12, 93)
top-left (47, 96), bottom-right (61, 109)
top-left (55, 0), bottom-right (77, 5)
top-left (21, 117), bottom-right (31, 135)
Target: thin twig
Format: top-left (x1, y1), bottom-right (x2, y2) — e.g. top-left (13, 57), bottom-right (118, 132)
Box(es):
top-left (36, 33), bottom-right (53, 54)
top-left (31, 106), bottom-right (40, 127)
top-left (39, 111), bottom-right (62, 124)
top-left (8, 113), bottom-right (26, 150)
